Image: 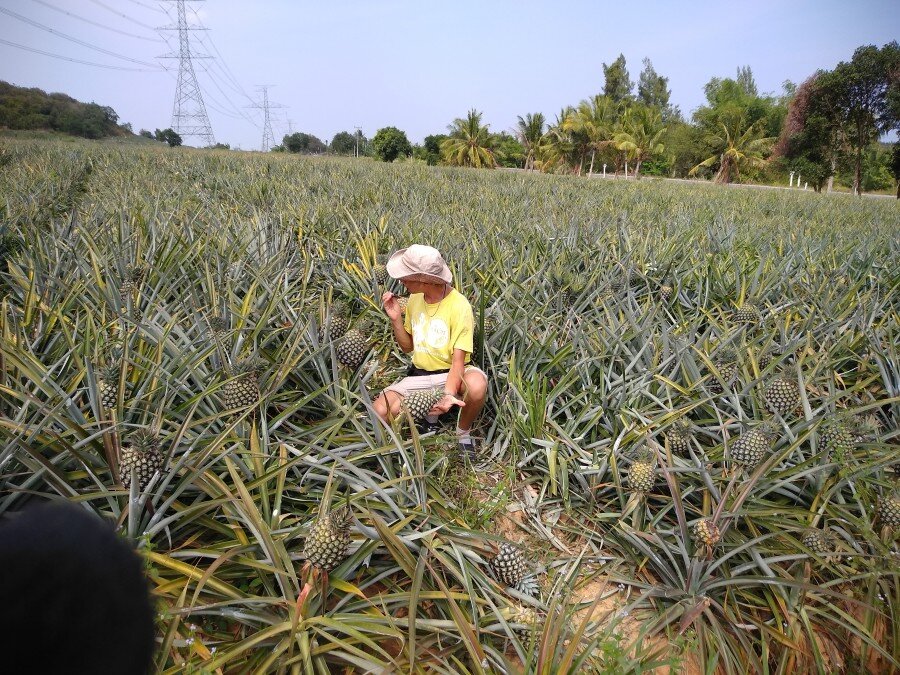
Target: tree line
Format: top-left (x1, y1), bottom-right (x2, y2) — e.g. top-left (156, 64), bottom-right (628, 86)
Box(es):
top-left (281, 43), bottom-right (898, 196)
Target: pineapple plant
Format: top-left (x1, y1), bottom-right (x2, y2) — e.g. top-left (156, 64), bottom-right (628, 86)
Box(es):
top-left (876, 491), bottom-right (900, 529)
top-left (707, 350), bottom-right (738, 394)
top-left (664, 419), bottom-right (693, 455)
top-left (120, 429), bottom-right (163, 490)
top-left (335, 322), bottom-right (370, 369)
top-left (730, 422), bottom-right (777, 471)
top-left (222, 358), bottom-right (262, 410)
top-left (627, 451), bottom-right (656, 495)
top-left (489, 541), bottom-right (529, 589)
top-left (764, 369), bottom-right (801, 416)
top-left (303, 504), bottom-right (352, 572)
top-left (96, 362), bottom-right (121, 409)
top-left (401, 388), bottom-right (445, 424)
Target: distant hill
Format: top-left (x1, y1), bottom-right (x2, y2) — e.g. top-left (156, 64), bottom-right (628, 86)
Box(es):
top-left (0, 81), bottom-right (131, 140)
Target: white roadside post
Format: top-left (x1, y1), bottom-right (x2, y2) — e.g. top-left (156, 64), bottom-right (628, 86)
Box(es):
top-left (603, 164), bottom-right (607, 178)
top-left (789, 171), bottom-right (794, 187)
top-left (797, 173), bottom-right (801, 188)
top-left (625, 162), bottom-right (628, 178)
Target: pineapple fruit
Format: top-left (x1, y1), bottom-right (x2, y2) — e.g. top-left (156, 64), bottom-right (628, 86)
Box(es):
top-left (223, 359), bottom-right (262, 410)
top-left (207, 316), bottom-right (230, 338)
top-left (731, 422), bottom-right (777, 471)
top-left (733, 303), bottom-right (760, 323)
top-left (401, 388), bottom-right (445, 424)
top-left (664, 420), bottom-right (693, 455)
top-left (303, 505), bottom-right (352, 571)
top-left (318, 303), bottom-right (349, 342)
top-left (373, 255), bottom-right (389, 285)
top-left (489, 541), bottom-right (529, 588)
top-left (119, 264), bottom-right (146, 298)
top-left (764, 369), bottom-right (801, 416)
top-left (627, 452), bottom-right (655, 494)
top-left (707, 351), bottom-right (738, 394)
top-left (659, 283), bottom-right (673, 302)
top-left (820, 420), bottom-right (854, 462)
top-left (120, 429), bottom-right (163, 490)
top-left (877, 491), bottom-right (900, 529)
top-left (801, 528), bottom-right (829, 555)
top-left (96, 362), bottom-right (120, 409)
top-left (693, 519), bottom-right (721, 549)
top-left (335, 323), bottom-right (370, 369)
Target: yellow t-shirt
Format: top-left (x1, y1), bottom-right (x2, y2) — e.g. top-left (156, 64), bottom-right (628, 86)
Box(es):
top-left (403, 288), bottom-right (474, 371)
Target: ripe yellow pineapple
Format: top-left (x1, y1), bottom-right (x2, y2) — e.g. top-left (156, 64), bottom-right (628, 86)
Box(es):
top-left (693, 519), bottom-right (721, 555)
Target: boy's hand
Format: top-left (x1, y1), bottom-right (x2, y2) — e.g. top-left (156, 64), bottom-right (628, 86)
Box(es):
top-left (382, 292), bottom-right (402, 322)
top-left (429, 394), bottom-right (465, 416)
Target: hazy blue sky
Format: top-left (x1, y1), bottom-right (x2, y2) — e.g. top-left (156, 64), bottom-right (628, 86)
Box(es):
top-left (1, 0), bottom-right (897, 149)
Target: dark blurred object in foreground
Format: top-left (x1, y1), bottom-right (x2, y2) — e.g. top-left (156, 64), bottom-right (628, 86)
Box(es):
top-left (0, 502), bottom-right (155, 674)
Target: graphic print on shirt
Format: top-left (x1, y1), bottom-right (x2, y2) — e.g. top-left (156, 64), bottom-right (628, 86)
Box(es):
top-left (411, 312), bottom-right (450, 360)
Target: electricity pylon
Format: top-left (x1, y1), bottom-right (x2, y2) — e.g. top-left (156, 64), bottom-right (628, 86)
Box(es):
top-left (248, 86), bottom-right (285, 152)
top-left (160, 0), bottom-right (215, 146)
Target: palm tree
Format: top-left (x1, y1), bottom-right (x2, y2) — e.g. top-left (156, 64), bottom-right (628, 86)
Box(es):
top-left (689, 114), bottom-right (774, 184)
top-left (515, 113), bottom-right (545, 171)
top-left (613, 105), bottom-right (666, 179)
top-left (440, 109), bottom-right (495, 168)
top-left (540, 107), bottom-right (577, 173)
top-left (562, 95), bottom-right (618, 175)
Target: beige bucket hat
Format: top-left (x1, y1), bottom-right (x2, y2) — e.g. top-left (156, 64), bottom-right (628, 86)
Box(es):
top-left (386, 244), bottom-right (452, 284)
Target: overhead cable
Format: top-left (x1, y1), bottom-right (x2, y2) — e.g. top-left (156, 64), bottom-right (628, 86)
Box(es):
top-left (0, 37), bottom-right (162, 71)
top-left (87, 0), bottom-right (158, 31)
top-left (30, 0), bottom-right (165, 42)
top-left (0, 6), bottom-right (164, 68)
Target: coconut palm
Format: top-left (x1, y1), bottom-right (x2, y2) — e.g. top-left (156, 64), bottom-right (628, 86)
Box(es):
top-left (689, 114), bottom-right (774, 183)
top-left (440, 109), bottom-right (496, 168)
top-left (613, 105), bottom-right (666, 179)
top-left (561, 95), bottom-right (619, 175)
top-left (516, 113), bottom-right (546, 171)
top-left (539, 108), bottom-right (578, 173)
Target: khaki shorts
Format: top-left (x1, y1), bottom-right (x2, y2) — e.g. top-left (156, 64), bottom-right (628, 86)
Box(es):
top-left (384, 365), bottom-right (487, 399)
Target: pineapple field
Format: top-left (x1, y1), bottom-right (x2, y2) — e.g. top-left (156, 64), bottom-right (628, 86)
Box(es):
top-left (1, 138), bottom-right (899, 674)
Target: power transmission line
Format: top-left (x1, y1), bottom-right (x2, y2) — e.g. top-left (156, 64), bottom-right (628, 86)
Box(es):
top-left (0, 6), bottom-right (164, 68)
top-left (126, 0), bottom-right (166, 13)
top-left (30, 0), bottom-right (165, 42)
top-left (0, 37), bottom-right (160, 71)
top-left (159, 0), bottom-right (214, 146)
top-left (88, 0), bottom-right (158, 30)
